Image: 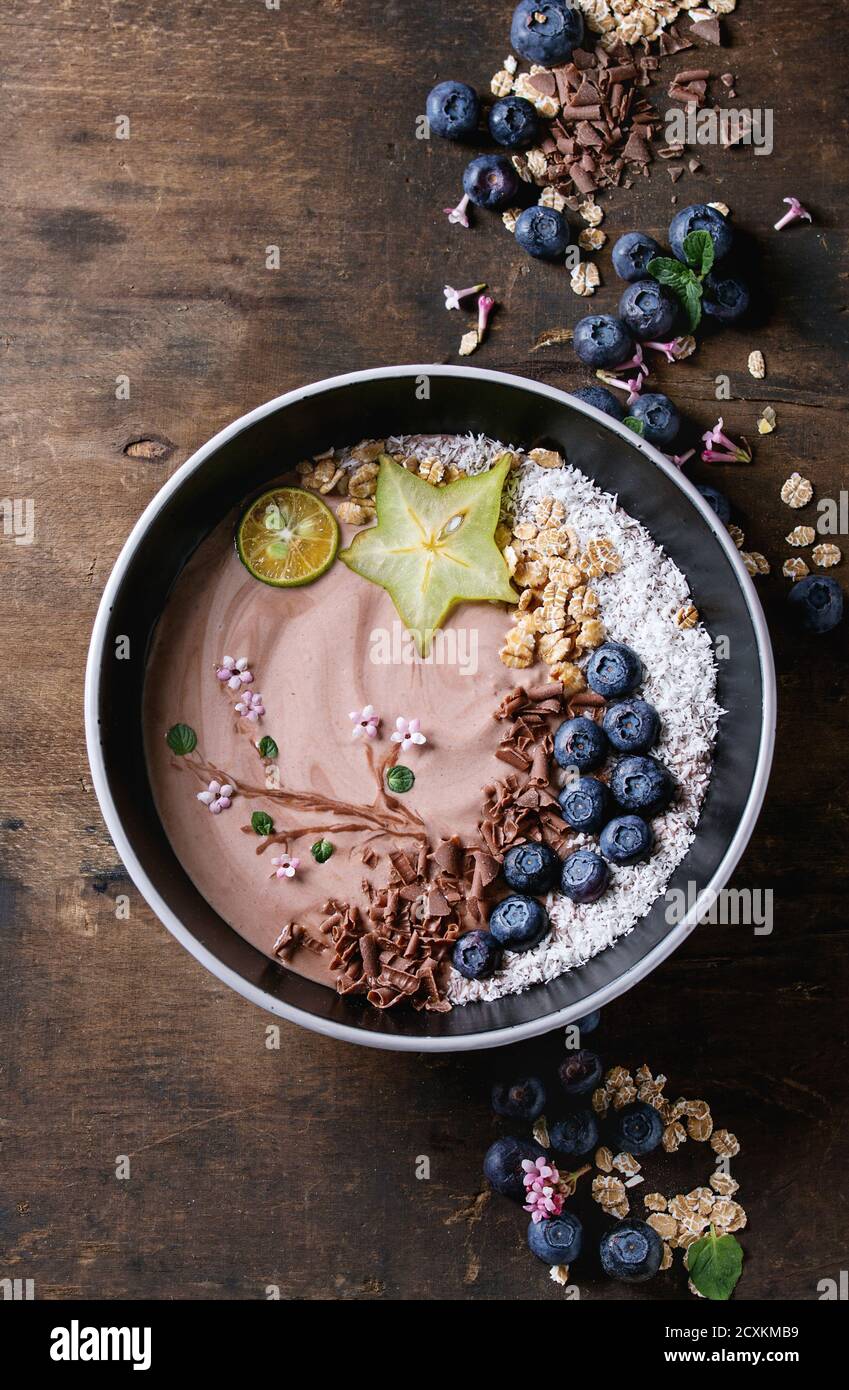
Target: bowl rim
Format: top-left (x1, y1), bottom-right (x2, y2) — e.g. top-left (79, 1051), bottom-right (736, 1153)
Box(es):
top-left (84, 363), bottom-right (776, 1052)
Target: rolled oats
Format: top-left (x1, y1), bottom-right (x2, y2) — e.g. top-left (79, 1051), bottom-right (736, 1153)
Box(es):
top-left (728, 523), bottom-right (745, 549)
top-left (502, 207), bottom-right (521, 234)
top-left (757, 406), bottom-right (777, 434)
top-left (675, 603), bottom-right (699, 629)
top-left (786, 525), bottom-right (816, 547)
top-left (581, 536), bottom-right (621, 576)
top-left (611, 1082), bottom-right (638, 1108)
top-left (687, 1112), bottom-right (714, 1142)
top-left (595, 1145), bottom-right (614, 1173)
top-left (458, 329), bottom-right (480, 357)
top-left (742, 550), bottom-right (770, 577)
top-left (539, 186), bottom-right (567, 212)
top-left (644, 1193), bottom-right (668, 1212)
top-left (533, 1116), bottom-right (551, 1148)
top-left (570, 262), bottom-right (600, 297)
top-left (592, 1086), bottom-right (611, 1115)
top-left (578, 197), bottom-right (604, 226)
top-left (647, 1211), bottom-right (679, 1240)
top-left (662, 1120), bottom-right (687, 1153)
top-left (553, 661), bottom-right (587, 695)
top-left (606, 1065), bottom-right (632, 1090)
top-left (660, 1243), bottom-right (673, 1271)
top-left (336, 499), bottom-right (371, 525)
top-left (529, 447), bottom-right (565, 470)
top-left (592, 1174), bottom-right (627, 1208)
top-left (491, 69), bottom-right (515, 97)
top-left (708, 200), bottom-right (731, 217)
top-left (813, 542), bottom-right (841, 567)
top-left (747, 349), bottom-right (766, 379)
top-left (712, 1198), bottom-right (747, 1232)
top-left (709, 1171), bottom-right (740, 1197)
top-left (578, 228), bottom-right (607, 252)
top-left (549, 1262), bottom-right (571, 1285)
top-left (781, 472), bottom-right (813, 508)
top-left (710, 1128), bottom-right (740, 1157)
top-left (613, 1152), bottom-right (642, 1177)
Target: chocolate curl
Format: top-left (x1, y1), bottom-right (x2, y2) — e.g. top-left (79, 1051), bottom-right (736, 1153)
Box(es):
top-left (529, 742), bottom-right (550, 788)
top-left (431, 835), bottom-right (462, 877)
top-left (359, 932), bottom-right (380, 981)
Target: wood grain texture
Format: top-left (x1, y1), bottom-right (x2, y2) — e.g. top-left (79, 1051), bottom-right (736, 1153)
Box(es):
top-left (1, 0), bottom-right (847, 1300)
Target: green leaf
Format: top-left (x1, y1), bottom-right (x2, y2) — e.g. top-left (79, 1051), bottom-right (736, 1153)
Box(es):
top-left (251, 811), bottom-right (274, 837)
top-left (386, 764), bottom-right (415, 794)
top-left (682, 229), bottom-right (715, 279)
top-left (680, 277), bottom-right (703, 333)
top-left (623, 417), bottom-right (645, 436)
top-left (257, 735), bottom-right (278, 759)
top-left (647, 255), bottom-right (693, 292)
top-left (686, 1226), bottom-right (744, 1301)
top-left (648, 255), bottom-right (703, 332)
top-left (166, 723), bottom-right (197, 756)
top-left (311, 838), bottom-right (334, 863)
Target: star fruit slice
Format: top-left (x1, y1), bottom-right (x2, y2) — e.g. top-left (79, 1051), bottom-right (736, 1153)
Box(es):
top-left (339, 452), bottom-right (517, 655)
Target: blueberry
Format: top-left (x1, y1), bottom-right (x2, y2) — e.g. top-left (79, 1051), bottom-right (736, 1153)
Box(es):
top-left (560, 848), bottom-right (610, 903)
top-left (462, 154), bottom-right (521, 210)
top-left (628, 392), bottom-right (680, 447)
top-left (586, 641), bottom-right (643, 698)
top-left (503, 841), bottom-right (560, 894)
top-left (425, 80), bottom-right (480, 141)
top-left (696, 483), bottom-right (732, 526)
top-left (489, 894), bottom-right (550, 952)
top-left (510, 0), bottom-right (584, 65)
top-left (618, 279), bottom-right (678, 341)
top-left (484, 1135), bottom-right (547, 1200)
top-left (557, 776), bottom-right (611, 835)
top-left (608, 1100), bottom-right (664, 1155)
top-left (576, 1008), bottom-right (602, 1033)
top-left (603, 698), bottom-right (660, 754)
top-left (488, 95), bottom-right (539, 149)
top-left (611, 755), bottom-right (675, 817)
top-left (553, 716), bottom-right (609, 772)
top-left (492, 1076), bottom-right (547, 1121)
top-left (703, 271), bottom-right (750, 322)
top-left (573, 314), bottom-right (633, 369)
top-left (515, 205), bottom-right (571, 260)
top-left (787, 575), bottom-right (844, 634)
top-left (600, 1219), bottom-right (663, 1283)
top-left (452, 929), bottom-right (502, 979)
top-left (599, 814), bottom-right (653, 866)
top-left (612, 230), bottom-right (664, 282)
top-left (573, 385), bottom-right (625, 421)
top-left (669, 203), bottom-right (733, 265)
top-left (558, 1048), bottom-right (603, 1096)
top-left (550, 1109), bottom-right (598, 1158)
top-left (528, 1210), bottom-right (583, 1264)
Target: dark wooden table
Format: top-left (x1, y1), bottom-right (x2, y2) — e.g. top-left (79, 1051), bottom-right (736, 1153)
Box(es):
top-left (1, 0), bottom-right (846, 1301)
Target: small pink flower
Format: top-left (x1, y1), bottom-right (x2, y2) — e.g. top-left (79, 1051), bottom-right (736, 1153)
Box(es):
top-left (477, 292), bottom-right (495, 338)
top-left (443, 193), bottom-right (471, 228)
top-left (664, 448), bottom-right (696, 469)
top-left (774, 196), bottom-right (812, 231)
top-left (701, 417), bottom-right (752, 464)
top-left (271, 853), bottom-right (300, 880)
top-left (596, 366), bottom-right (645, 407)
top-left (216, 655), bottom-right (253, 690)
top-left (444, 282), bottom-right (486, 311)
top-left (521, 1156), bottom-right (565, 1222)
top-left (235, 690), bottom-right (265, 721)
top-left (391, 716), bottom-right (427, 752)
top-left (197, 779), bottom-right (234, 813)
top-left (349, 704), bottom-right (380, 739)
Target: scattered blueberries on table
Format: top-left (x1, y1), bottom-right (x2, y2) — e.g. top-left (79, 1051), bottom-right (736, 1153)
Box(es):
top-left (599, 814), bottom-right (653, 867)
top-left (787, 575), bottom-right (844, 633)
top-left (600, 1220), bottom-right (664, 1283)
top-left (553, 714), bottom-right (609, 771)
top-left (627, 391), bottom-right (681, 447)
top-left (550, 1109), bottom-right (599, 1158)
top-left (618, 279), bottom-right (679, 342)
top-left (559, 1048), bottom-right (603, 1096)
top-left (425, 81), bottom-right (480, 141)
top-left (702, 271), bottom-right (750, 322)
top-left (696, 482), bottom-right (732, 526)
top-left (573, 314), bottom-right (634, 369)
top-left (611, 755), bottom-right (675, 817)
top-left (527, 1210), bottom-right (584, 1264)
top-left (510, 0), bottom-right (584, 65)
top-left (503, 840), bottom-right (561, 895)
top-left (484, 1135), bottom-right (547, 1200)
top-left (586, 641), bottom-right (643, 698)
top-left (573, 384), bottom-right (625, 421)
top-left (609, 1100), bottom-right (664, 1155)
top-left (452, 928), bottom-right (502, 980)
top-left (603, 697), bottom-right (660, 754)
top-left (576, 1008), bottom-right (602, 1033)
top-left (612, 230), bottom-right (663, 282)
top-left (489, 894), bottom-right (550, 951)
top-left (560, 848), bottom-right (610, 904)
top-left (488, 94), bottom-right (539, 149)
top-left (669, 203), bottom-right (734, 264)
top-left (462, 154), bottom-right (521, 210)
top-left (492, 1076), bottom-right (547, 1122)
top-left (558, 775), bottom-right (611, 835)
top-left (514, 205), bottom-right (571, 260)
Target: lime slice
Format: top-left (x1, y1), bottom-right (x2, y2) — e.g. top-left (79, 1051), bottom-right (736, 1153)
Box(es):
top-left (236, 487), bottom-right (339, 587)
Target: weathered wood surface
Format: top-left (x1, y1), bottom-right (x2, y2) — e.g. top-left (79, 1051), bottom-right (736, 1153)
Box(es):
top-left (1, 0), bottom-right (847, 1300)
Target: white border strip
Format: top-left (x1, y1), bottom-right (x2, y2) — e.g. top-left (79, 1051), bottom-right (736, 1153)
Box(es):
top-left (84, 365), bottom-right (777, 1052)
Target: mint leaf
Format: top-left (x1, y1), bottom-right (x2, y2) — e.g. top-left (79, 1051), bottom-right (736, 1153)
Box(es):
top-left (683, 229), bottom-right (715, 279)
top-left (311, 838), bottom-right (334, 863)
top-left (686, 1226), bottom-right (744, 1301)
top-left (386, 764), bottom-right (415, 794)
top-left (647, 255), bottom-right (693, 292)
top-left (166, 723), bottom-right (197, 756)
top-left (680, 277), bottom-right (703, 332)
top-left (623, 417), bottom-right (645, 436)
top-left (257, 735), bottom-right (278, 759)
top-left (251, 811), bottom-right (274, 837)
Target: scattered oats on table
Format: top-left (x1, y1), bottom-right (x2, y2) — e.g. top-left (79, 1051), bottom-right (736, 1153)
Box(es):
top-left (549, 1263), bottom-right (571, 1285)
top-left (781, 472), bottom-right (813, 508)
top-left (757, 405), bottom-right (777, 434)
top-left (710, 1128), bottom-right (740, 1157)
top-left (748, 349), bottom-right (766, 379)
top-left (741, 551), bottom-right (770, 577)
top-left (710, 1171), bottom-right (740, 1197)
top-left (458, 330), bottom-right (480, 358)
top-left (728, 524), bottom-right (745, 549)
top-left (782, 557), bottom-right (809, 582)
top-left (578, 197), bottom-right (604, 226)
top-left (595, 1145), bottom-right (614, 1173)
top-left (786, 524), bottom-right (816, 547)
top-left (539, 186), bottom-right (567, 212)
top-left (647, 1211), bottom-right (679, 1241)
top-left (502, 206), bottom-right (521, 233)
top-left (570, 262), bottom-right (600, 297)
top-left (709, 200), bottom-right (731, 217)
top-left (644, 1192), bottom-right (668, 1213)
top-left (813, 542), bottom-right (842, 567)
top-left (578, 228), bottom-right (607, 252)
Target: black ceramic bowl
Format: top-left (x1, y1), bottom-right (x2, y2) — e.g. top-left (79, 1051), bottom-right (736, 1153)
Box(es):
top-left (85, 366), bottom-right (775, 1050)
